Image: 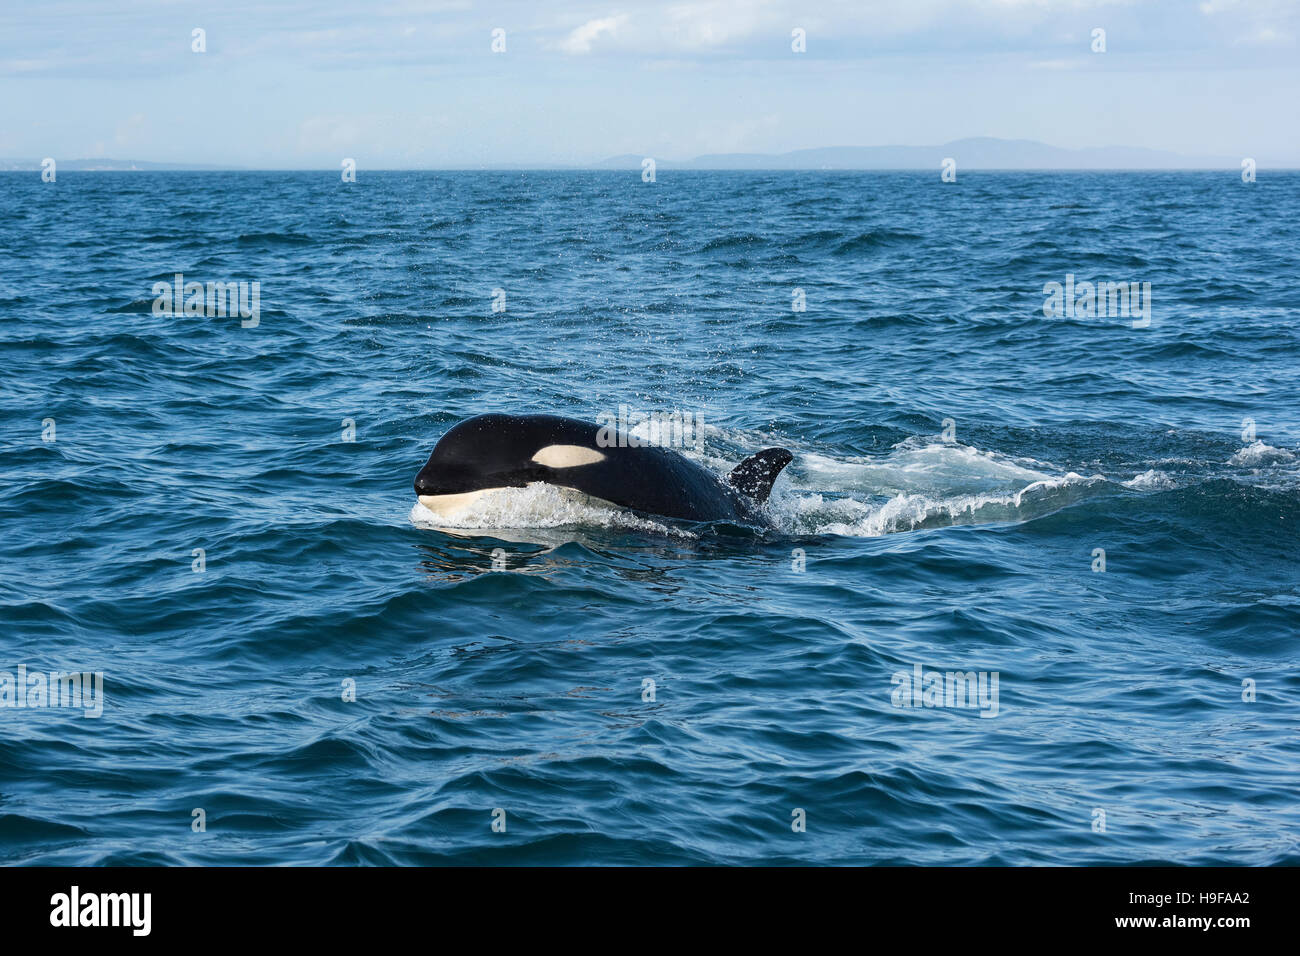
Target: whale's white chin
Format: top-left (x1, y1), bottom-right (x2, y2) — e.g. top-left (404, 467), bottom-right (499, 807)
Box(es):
top-left (416, 488), bottom-right (508, 518)
top-left (417, 484), bottom-right (620, 520)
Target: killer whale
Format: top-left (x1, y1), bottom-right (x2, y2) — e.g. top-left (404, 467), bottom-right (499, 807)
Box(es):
top-left (413, 413), bottom-right (792, 525)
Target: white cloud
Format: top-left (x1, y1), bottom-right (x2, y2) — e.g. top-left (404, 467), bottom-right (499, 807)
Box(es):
top-left (560, 15), bottom-right (625, 54)
top-left (1234, 25), bottom-right (1294, 45)
top-left (1199, 0), bottom-right (1297, 47)
top-left (539, 0), bottom-right (1146, 57)
top-left (664, 1), bottom-right (779, 49)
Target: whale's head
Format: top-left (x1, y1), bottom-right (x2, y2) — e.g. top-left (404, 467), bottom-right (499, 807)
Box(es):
top-left (414, 413), bottom-right (607, 517)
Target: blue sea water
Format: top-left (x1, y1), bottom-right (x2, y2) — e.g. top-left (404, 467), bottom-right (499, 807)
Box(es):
top-left (1, 170), bottom-right (1298, 865)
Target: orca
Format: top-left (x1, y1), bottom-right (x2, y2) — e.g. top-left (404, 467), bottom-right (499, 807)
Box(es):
top-left (413, 413), bottom-right (792, 525)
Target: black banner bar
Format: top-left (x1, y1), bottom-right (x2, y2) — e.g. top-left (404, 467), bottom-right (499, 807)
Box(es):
top-left (0, 865), bottom-right (1274, 941)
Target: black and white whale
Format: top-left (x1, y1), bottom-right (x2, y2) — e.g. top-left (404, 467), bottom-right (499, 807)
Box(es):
top-left (414, 413), bottom-right (792, 525)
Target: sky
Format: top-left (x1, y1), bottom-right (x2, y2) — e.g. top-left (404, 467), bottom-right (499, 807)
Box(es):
top-left (1, 0), bottom-right (1297, 167)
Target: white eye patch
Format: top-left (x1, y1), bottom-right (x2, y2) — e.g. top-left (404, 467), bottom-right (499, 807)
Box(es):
top-left (531, 444), bottom-right (606, 468)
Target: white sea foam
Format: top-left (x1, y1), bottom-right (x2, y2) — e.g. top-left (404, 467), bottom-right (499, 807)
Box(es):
top-left (408, 483), bottom-right (686, 536)
top-left (797, 442), bottom-right (1050, 496)
top-left (680, 433), bottom-right (1102, 537)
top-left (1229, 441), bottom-right (1296, 467)
top-left (766, 468), bottom-right (1104, 537)
top-left (1123, 469), bottom-right (1177, 490)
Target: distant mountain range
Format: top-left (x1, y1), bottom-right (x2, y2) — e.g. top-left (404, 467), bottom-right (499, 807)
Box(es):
top-left (1, 138), bottom-right (1290, 171)
top-left (593, 138), bottom-right (1263, 170)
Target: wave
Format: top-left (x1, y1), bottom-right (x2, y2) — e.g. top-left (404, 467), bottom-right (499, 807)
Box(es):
top-left (769, 472), bottom-right (1105, 537)
top-left (832, 229), bottom-right (922, 255)
top-left (1229, 440), bottom-right (1296, 467)
top-left (235, 231), bottom-right (315, 246)
top-left (1122, 469), bottom-right (1177, 490)
top-left (698, 233), bottom-right (769, 253)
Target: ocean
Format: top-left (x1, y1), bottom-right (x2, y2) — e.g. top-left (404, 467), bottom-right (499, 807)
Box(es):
top-left (1, 169), bottom-right (1297, 865)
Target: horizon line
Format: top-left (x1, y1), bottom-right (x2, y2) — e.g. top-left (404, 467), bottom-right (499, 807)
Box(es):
top-left (4, 165), bottom-right (1297, 172)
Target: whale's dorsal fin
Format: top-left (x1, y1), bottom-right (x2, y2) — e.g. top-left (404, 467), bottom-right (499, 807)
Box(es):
top-left (727, 448), bottom-right (793, 503)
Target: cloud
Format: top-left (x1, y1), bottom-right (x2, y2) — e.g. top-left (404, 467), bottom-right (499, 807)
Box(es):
top-left (1198, 0), bottom-right (1298, 47)
top-left (538, 0), bottom-right (1149, 59)
top-left (547, 1), bottom-right (794, 55)
top-left (559, 15), bottom-right (625, 54)
top-left (1233, 25), bottom-right (1294, 45)
top-left (663, 0), bottom-right (780, 49)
